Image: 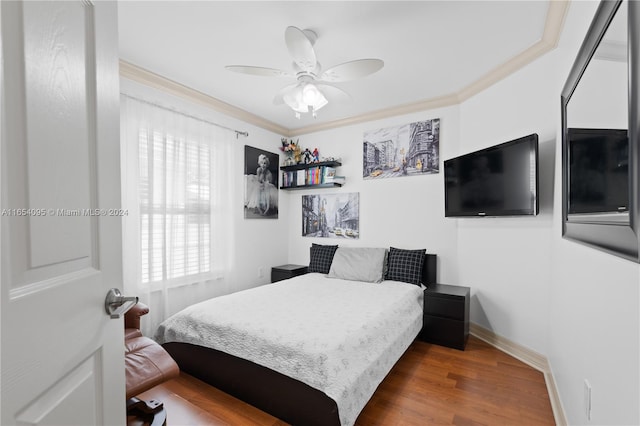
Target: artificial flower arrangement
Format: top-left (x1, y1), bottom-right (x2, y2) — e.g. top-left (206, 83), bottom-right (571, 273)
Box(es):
top-left (280, 138), bottom-right (321, 165)
top-left (279, 138), bottom-right (300, 165)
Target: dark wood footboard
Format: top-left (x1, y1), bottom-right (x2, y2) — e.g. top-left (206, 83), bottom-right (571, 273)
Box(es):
top-left (162, 342), bottom-right (340, 426)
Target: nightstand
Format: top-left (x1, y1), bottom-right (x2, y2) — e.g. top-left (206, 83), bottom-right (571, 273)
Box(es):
top-left (421, 283), bottom-right (470, 350)
top-left (271, 264), bottom-right (308, 283)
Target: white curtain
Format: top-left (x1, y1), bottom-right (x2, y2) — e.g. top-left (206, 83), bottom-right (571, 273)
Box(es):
top-left (120, 95), bottom-right (234, 336)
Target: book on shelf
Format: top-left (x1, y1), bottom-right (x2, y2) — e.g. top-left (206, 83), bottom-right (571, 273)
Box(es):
top-left (312, 167), bottom-right (321, 185)
top-left (296, 170), bottom-right (306, 186)
top-left (322, 167), bottom-right (336, 183)
top-left (281, 171), bottom-right (295, 187)
top-left (280, 164), bottom-right (344, 187)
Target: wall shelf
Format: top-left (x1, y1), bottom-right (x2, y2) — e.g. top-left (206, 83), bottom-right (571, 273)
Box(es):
top-left (280, 160), bottom-right (344, 190)
top-left (279, 183), bottom-right (343, 191)
top-left (280, 160), bottom-right (342, 171)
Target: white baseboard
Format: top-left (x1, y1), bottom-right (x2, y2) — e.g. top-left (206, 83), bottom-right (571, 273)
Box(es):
top-left (470, 323), bottom-right (567, 426)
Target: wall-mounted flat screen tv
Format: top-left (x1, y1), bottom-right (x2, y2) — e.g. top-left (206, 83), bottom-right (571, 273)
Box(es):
top-left (444, 134), bottom-right (539, 217)
top-left (567, 128), bottom-right (628, 217)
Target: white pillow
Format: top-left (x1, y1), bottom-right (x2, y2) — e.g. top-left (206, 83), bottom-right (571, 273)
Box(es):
top-left (327, 247), bottom-right (388, 283)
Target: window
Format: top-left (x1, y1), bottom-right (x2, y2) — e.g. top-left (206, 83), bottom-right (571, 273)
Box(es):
top-left (138, 129), bottom-right (211, 284)
top-left (121, 94), bottom-right (235, 335)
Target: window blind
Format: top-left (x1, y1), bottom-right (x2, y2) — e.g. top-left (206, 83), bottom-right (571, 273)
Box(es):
top-left (138, 129), bottom-right (211, 284)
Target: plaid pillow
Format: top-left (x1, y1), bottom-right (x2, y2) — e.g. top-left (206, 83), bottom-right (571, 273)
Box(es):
top-left (385, 247), bottom-right (426, 285)
top-left (308, 244), bottom-right (339, 274)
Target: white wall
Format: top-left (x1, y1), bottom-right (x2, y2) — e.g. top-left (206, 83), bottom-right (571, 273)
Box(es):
top-left (456, 45), bottom-right (558, 354)
top-left (549, 2), bottom-right (639, 424)
top-left (285, 106), bottom-right (461, 285)
top-left (457, 2), bottom-right (639, 421)
top-left (121, 78), bottom-right (291, 302)
top-left (285, 2), bottom-right (639, 424)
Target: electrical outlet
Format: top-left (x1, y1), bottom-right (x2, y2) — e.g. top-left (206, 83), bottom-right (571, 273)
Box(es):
top-left (584, 379), bottom-right (592, 421)
top-left (258, 267), bottom-right (264, 278)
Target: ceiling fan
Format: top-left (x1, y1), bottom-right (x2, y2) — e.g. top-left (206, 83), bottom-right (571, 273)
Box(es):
top-left (225, 26), bottom-right (384, 119)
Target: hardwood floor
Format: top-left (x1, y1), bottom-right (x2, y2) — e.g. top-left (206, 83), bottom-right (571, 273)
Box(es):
top-left (128, 336), bottom-right (555, 426)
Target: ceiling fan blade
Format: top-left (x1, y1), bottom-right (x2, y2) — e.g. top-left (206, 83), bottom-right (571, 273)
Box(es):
top-left (319, 59), bottom-right (384, 82)
top-left (225, 65), bottom-right (291, 78)
top-left (273, 83), bottom-right (300, 105)
top-left (315, 83), bottom-right (351, 103)
top-left (285, 26), bottom-right (317, 72)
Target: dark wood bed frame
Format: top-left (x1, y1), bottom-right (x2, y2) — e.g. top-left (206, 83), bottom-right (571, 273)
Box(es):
top-left (163, 253), bottom-right (437, 426)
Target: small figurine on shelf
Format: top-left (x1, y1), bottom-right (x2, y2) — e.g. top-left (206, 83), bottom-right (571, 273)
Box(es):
top-left (312, 148), bottom-right (319, 163)
top-left (293, 143), bottom-right (302, 164)
top-left (303, 148), bottom-right (313, 164)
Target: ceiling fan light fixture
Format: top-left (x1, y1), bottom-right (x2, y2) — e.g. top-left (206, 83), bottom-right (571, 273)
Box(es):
top-left (302, 83), bottom-right (321, 105)
top-left (226, 26), bottom-right (383, 121)
top-left (283, 83), bottom-right (328, 118)
top-left (282, 86), bottom-right (305, 113)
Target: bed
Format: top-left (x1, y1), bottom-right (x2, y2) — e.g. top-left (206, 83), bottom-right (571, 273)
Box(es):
top-left (155, 248), bottom-right (436, 426)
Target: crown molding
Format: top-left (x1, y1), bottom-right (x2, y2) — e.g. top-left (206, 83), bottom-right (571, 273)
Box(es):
top-left (287, 93), bottom-right (460, 137)
top-left (456, 0), bottom-right (569, 102)
top-left (544, 0), bottom-right (571, 49)
top-left (119, 60), bottom-right (289, 136)
top-left (119, 0), bottom-right (570, 138)
top-left (292, 0), bottom-right (570, 135)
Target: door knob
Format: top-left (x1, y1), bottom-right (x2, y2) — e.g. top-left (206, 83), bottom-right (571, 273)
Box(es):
top-left (104, 288), bottom-right (138, 319)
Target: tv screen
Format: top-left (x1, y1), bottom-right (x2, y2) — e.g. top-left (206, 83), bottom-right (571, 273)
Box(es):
top-left (567, 128), bottom-right (628, 215)
top-left (444, 134), bottom-right (538, 217)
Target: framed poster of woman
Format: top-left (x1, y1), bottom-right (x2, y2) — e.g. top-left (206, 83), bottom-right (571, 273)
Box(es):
top-left (244, 146), bottom-right (279, 219)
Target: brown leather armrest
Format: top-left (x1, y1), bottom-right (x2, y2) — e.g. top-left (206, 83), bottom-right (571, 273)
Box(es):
top-left (125, 336), bottom-right (180, 398)
top-left (125, 302), bottom-right (149, 331)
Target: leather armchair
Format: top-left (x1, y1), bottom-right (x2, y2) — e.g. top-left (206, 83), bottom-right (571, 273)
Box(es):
top-left (124, 302), bottom-right (149, 340)
top-left (124, 302), bottom-right (179, 424)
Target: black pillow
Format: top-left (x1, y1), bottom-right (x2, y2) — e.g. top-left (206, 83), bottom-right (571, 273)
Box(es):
top-left (385, 247), bottom-right (426, 285)
top-left (308, 243), bottom-right (338, 274)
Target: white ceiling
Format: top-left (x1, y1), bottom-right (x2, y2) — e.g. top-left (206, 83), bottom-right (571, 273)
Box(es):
top-left (118, 1), bottom-right (559, 135)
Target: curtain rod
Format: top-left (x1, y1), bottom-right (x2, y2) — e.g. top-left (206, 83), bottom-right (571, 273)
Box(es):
top-left (121, 93), bottom-right (249, 139)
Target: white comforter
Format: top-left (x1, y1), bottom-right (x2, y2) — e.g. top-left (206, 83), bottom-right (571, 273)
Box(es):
top-left (154, 273), bottom-right (423, 426)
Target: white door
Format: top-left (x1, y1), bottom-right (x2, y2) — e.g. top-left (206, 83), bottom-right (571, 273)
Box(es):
top-left (1, 1), bottom-right (124, 425)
